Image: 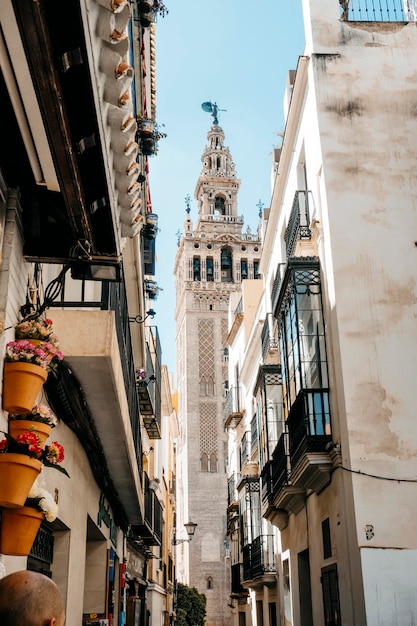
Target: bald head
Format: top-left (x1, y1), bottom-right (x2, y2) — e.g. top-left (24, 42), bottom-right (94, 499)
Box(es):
top-left (0, 570), bottom-right (65, 626)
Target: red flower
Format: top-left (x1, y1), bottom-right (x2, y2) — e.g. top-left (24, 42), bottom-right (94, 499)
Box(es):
top-left (45, 319), bottom-right (53, 326)
top-left (0, 439), bottom-right (8, 452)
top-left (16, 431), bottom-right (43, 456)
top-left (44, 441), bottom-right (64, 464)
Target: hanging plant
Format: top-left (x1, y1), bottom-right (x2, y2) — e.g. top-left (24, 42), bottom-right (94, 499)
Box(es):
top-left (9, 403), bottom-right (58, 427)
top-left (0, 431), bottom-right (69, 476)
top-left (25, 479), bottom-right (59, 522)
top-left (15, 317), bottom-right (60, 346)
top-left (0, 480), bottom-right (59, 555)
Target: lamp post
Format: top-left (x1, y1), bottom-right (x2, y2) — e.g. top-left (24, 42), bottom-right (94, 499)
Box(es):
top-left (172, 521), bottom-right (197, 546)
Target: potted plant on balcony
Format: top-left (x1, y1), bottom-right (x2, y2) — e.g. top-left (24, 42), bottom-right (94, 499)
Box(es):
top-left (0, 431), bottom-right (67, 508)
top-left (137, 117), bottom-right (155, 138)
top-left (138, 121), bottom-right (167, 156)
top-left (135, 368), bottom-right (148, 388)
top-left (144, 279), bottom-right (162, 300)
top-left (0, 479), bottom-right (59, 556)
top-left (141, 213), bottom-right (159, 240)
top-left (8, 403), bottom-right (58, 446)
top-left (138, 0), bottom-right (168, 26)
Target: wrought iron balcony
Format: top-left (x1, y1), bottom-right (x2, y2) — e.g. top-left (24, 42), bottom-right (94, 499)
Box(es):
top-left (133, 474), bottom-right (162, 546)
top-left (227, 473), bottom-right (239, 509)
top-left (262, 389), bottom-right (336, 522)
top-left (140, 326), bottom-right (162, 439)
top-left (224, 386), bottom-right (246, 428)
top-left (339, 0), bottom-right (410, 21)
top-left (45, 278), bottom-right (145, 526)
top-left (284, 190), bottom-right (313, 258)
top-left (271, 264), bottom-right (285, 316)
top-left (240, 431), bottom-right (258, 477)
top-left (261, 313), bottom-right (279, 363)
top-left (231, 563), bottom-right (248, 597)
top-left (242, 535), bottom-right (277, 586)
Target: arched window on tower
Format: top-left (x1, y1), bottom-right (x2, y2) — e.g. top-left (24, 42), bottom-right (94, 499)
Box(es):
top-left (193, 257), bottom-right (201, 281)
top-left (221, 247), bottom-right (233, 282)
top-left (254, 259), bottom-right (260, 279)
top-left (209, 452), bottom-right (218, 472)
top-left (206, 257), bottom-right (214, 281)
top-left (216, 156), bottom-right (221, 170)
top-left (207, 377), bottom-right (214, 395)
top-left (214, 196), bottom-right (226, 215)
top-left (241, 259), bottom-right (248, 280)
top-left (201, 453), bottom-right (208, 472)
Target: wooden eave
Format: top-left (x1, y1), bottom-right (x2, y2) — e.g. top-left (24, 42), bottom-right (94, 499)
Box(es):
top-left (12, 0), bottom-right (96, 250)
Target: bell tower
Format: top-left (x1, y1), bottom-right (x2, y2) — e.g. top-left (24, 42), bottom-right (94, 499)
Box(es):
top-left (174, 104), bottom-right (262, 626)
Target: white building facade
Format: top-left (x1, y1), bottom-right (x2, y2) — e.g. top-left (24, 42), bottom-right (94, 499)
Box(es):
top-left (229, 0), bottom-right (417, 624)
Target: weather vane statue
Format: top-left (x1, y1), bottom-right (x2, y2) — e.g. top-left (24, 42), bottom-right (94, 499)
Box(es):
top-left (201, 101), bottom-right (227, 125)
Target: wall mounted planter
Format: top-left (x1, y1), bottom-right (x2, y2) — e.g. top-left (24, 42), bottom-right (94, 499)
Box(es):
top-left (9, 420), bottom-right (51, 447)
top-left (138, 118), bottom-right (155, 137)
top-left (139, 12), bottom-right (154, 27)
top-left (0, 506), bottom-right (43, 555)
top-left (0, 454), bottom-right (42, 508)
top-left (142, 213), bottom-right (158, 239)
top-left (3, 362), bottom-right (48, 413)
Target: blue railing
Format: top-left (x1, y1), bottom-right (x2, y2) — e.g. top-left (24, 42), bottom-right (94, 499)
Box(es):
top-left (340, 0), bottom-right (410, 22)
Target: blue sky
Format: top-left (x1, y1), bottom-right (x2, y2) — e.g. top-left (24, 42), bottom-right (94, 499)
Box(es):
top-left (148, 1), bottom-right (305, 378)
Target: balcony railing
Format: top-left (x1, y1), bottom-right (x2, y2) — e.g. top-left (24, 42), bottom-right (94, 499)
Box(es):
top-left (271, 264), bottom-right (286, 316)
top-left (228, 473), bottom-right (239, 508)
top-left (340, 0), bottom-right (411, 21)
top-left (240, 431), bottom-right (251, 467)
top-left (288, 389), bottom-right (332, 468)
top-left (102, 281), bottom-right (142, 456)
top-left (141, 325), bottom-right (162, 439)
top-left (137, 474), bottom-right (162, 546)
top-left (202, 213), bottom-right (244, 224)
top-left (231, 563), bottom-right (247, 596)
top-left (242, 535), bottom-right (276, 582)
top-left (260, 462), bottom-right (274, 515)
top-left (262, 389), bottom-right (333, 515)
top-left (261, 313), bottom-right (279, 360)
top-left (50, 276), bottom-right (143, 462)
top-left (284, 190), bottom-right (313, 258)
top-left (224, 386), bottom-right (245, 428)
top-left (271, 434), bottom-right (289, 495)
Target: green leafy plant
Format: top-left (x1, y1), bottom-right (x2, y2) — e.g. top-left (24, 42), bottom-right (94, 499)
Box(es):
top-left (176, 583), bottom-right (206, 626)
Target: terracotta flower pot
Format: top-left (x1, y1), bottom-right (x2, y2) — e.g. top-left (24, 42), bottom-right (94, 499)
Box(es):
top-left (0, 454), bottom-right (42, 508)
top-left (0, 506), bottom-right (43, 555)
top-left (9, 420), bottom-right (51, 447)
top-left (3, 361), bottom-right (48, 413)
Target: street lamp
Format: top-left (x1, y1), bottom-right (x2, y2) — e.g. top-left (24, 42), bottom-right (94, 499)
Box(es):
top-left (172, 521), bottom-right (198, 545)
